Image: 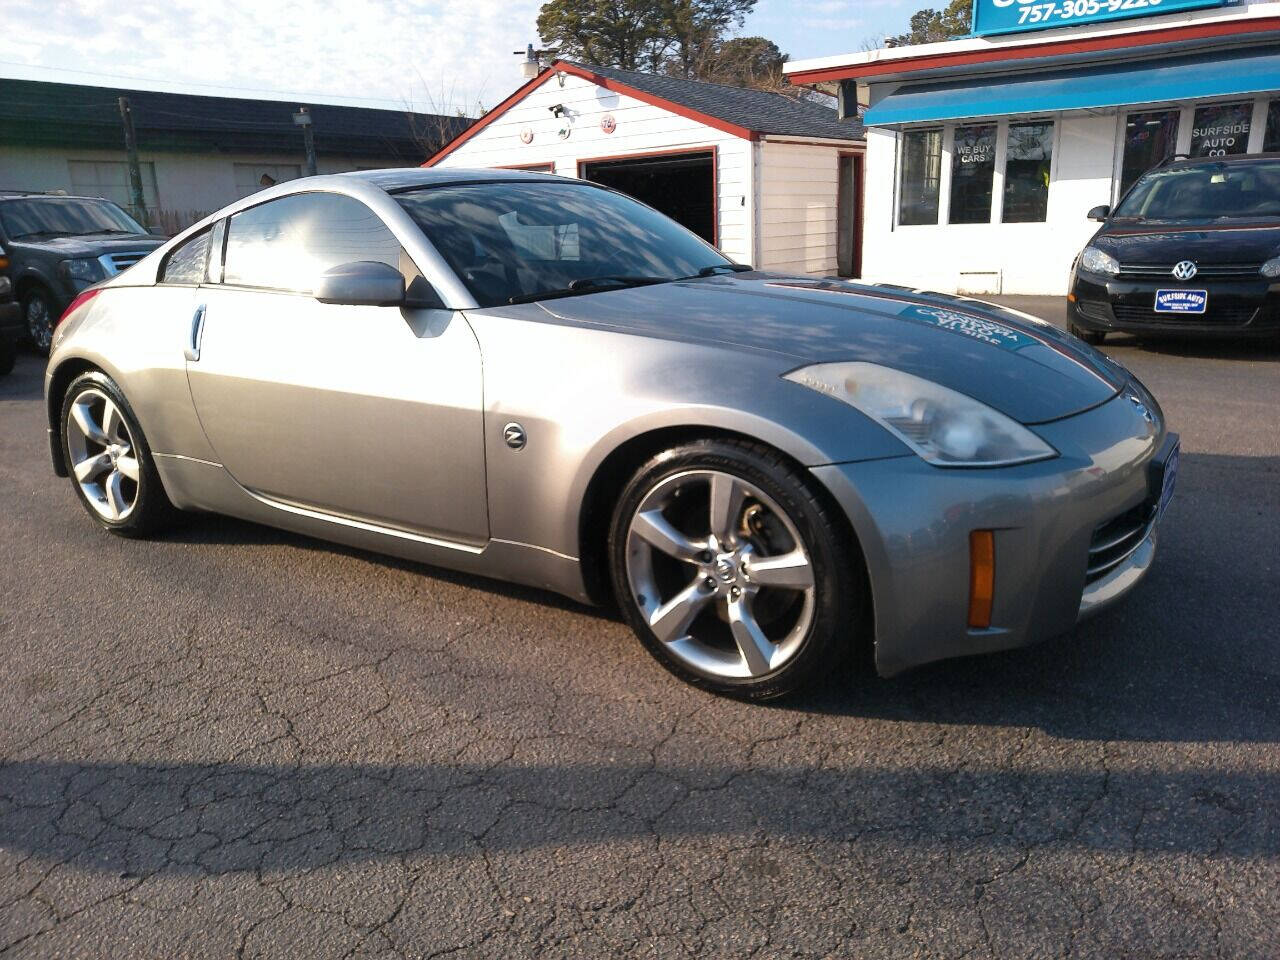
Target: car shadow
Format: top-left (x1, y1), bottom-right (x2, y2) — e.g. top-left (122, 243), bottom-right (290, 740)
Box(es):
top-left (1104, 333), bottom-right (1280, 361)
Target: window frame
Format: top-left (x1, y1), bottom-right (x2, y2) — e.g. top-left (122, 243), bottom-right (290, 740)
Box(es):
top-left (158, 225), bottom-right (214, 286)
top-left (896, 126), bottom-right (945, 227)
top-left (1000, 119), bottom-right (1056, 225)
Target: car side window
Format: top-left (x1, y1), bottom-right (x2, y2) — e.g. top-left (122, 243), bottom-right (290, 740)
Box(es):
top-left (160, 229), bottom-right (212, 285)
top-left (222, 192), bottom-right (404, 295)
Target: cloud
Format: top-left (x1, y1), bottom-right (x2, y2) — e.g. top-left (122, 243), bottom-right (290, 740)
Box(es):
top-left (2, 0), bottom-right (542, 114)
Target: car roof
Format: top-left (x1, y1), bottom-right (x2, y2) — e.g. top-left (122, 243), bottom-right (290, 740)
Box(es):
top-left (339, 167), bottom-right (567, 193)
top-left (1160, 152), bottom-right (1280, 171)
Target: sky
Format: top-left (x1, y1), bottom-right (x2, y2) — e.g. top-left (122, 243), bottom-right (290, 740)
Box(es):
top-left (0, 0), bottom-right (916, 116)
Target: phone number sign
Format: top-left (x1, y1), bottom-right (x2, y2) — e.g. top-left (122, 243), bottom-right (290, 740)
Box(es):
top-left (972, 0), bottom-right (1225, 36)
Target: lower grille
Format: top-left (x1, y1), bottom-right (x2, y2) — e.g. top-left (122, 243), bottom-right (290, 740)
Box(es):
top-left (1111, 302), bottom-right (1258, 326)
top-left (1076, 300), bottom-right (1112, 322)
top-left (1086, 504), bottom-right (1154, 584)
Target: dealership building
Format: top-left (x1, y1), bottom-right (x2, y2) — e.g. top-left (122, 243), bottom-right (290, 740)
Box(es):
top-left (786, 0), bottom-right (1280, 295)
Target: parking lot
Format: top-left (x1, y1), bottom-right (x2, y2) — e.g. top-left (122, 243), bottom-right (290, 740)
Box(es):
top-left (1, 304), bottom-right (1277, 959)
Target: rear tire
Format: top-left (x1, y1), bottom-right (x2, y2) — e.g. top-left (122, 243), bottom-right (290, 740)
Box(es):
top-left (60, 370), bottom-right (176, 537)
top-left (1070, 322), bottom-right (1106, 345)
top-left (609, 437), bottom-right (863, 700)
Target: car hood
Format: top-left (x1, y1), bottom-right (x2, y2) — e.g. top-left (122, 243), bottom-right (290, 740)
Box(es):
top-left (7, 234), bottom-right (165, 258)
top-left (539, 274), bottom-right (1127, 424)
top-left (1091, 218), bottom-right (1280, 264)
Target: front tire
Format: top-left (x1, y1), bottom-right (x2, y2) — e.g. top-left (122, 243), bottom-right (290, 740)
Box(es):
top-left (60, 371), bottom-right (175, 537)
top-left (609, 438), bottom-right (862, 700)
top-left (23, 286), bottom-right (57, 356)
top-left (1070, 322), bottom-right (1106, 345)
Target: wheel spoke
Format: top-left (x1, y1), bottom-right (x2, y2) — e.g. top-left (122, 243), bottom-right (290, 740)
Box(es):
top-left (115, 455), bottom-right (141, 482)
top-left (728, 596), bottom-right (774, 677)
top-left (649, 580), bottom-right (712, 644)
top-left (103, 471), bottom-right (127, 519)
top-left (100, 399), bottom-right (123, 443)
top-left (632, 510), bottom-right (703, 562)
top-left (70, 401), bottom-right (107, 445)
top-left (708, 473), bottom-right (747, 544)
top-left (73, 452), bottom-right (112, 483)
top-left (744, 550), bottom-right (813, 590)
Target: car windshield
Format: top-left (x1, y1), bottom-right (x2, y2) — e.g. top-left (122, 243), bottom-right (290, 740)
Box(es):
top-left (1114, 160), bottom-right (1280, 221)
top-left (396, 180), bottom-right (735, 307)
top-left (0, 197), bottom-right (146, 240)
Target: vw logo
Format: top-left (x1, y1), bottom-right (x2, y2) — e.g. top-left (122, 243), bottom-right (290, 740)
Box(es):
top-left (1171, 260), bottom-right (1198, 281)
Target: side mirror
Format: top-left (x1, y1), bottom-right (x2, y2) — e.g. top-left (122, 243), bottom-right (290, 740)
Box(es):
top-left (314, 261), bottom-right (405, 306)
top-left (1087, 204), bottom-right (1111, 222)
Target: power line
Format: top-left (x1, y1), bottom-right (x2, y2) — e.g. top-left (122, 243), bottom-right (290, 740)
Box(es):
top-left (0, 60), bottom-right (477, 113)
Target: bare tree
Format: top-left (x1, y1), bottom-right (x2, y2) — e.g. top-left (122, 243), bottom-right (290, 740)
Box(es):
top-left (402, 71), bottom-right (487, 161)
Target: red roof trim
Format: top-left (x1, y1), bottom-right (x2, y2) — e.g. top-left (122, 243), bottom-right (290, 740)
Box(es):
top-left (786, 17), bottom-right (1280, 86)
top-left (423, 60), bottom-right (757, 166)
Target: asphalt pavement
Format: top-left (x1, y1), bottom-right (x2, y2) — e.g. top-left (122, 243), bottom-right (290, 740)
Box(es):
top-left (1, 303), bottom-right (1277, 959)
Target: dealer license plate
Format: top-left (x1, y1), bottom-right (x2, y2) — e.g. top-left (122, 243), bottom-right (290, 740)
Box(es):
top-left (1154, 289), bottom-right (1207, 314)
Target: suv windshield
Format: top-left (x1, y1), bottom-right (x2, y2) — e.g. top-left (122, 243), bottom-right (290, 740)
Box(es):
top-left (0, 197), bottom-right (146, 240)
top-left (396, 180), bottom-right (735, 307)
top-left (1114, 159), bottom-right (1280, 221)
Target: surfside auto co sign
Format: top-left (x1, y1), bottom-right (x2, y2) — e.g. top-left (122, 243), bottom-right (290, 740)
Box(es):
top-left (971, 0), bottom-right (1226, 36)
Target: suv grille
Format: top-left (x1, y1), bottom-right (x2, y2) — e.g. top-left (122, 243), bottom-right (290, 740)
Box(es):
top-left (1117, 263), bottom-right (1263, 281)
top-left (101, 251), bottom-right (149, 274)
top-left (1086, 504), bottom-right (1154, 584)
top-left (1111, 302), bottom-right (1258, 326)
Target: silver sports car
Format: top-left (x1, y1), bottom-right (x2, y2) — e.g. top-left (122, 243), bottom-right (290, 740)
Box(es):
top-left (44, 169), bottom-right (1178, 699)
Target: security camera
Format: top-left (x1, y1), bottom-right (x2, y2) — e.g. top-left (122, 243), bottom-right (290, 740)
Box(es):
top-left (549, 103), bottom-right (567, 118)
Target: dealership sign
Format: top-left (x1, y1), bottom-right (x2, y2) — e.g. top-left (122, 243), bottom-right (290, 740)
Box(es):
top-left (971, 0), bottom-right (1227, 36)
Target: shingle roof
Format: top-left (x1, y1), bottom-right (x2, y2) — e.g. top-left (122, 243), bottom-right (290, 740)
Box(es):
top-left (0, 79), bottom-right (473, 162)
top-left (567, 62), bottom-right (863, 142)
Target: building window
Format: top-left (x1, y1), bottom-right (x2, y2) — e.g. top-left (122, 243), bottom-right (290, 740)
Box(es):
top-left (1190, 102), bottom-right (1253, 158)
top-left (1267, 101), bottom-right (1280, 152)
top-left (948, 124), bottom-right (997, 224)
top-left (898, 128), bottom-right (942, 226)
top-left (1120, 110), bottom-right (1179, 197)
top-left (1002, 122), bottom-right (1053, 223)
top-left (232, 163), bottom-right (301, 200)
top-left (67, 160), bottom-right (159, 214)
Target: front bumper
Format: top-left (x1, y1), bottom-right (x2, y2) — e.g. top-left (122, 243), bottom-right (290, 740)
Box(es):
top-left (1070, 272), bottom-right (1280, 337)
top-left (813, 388), bottom-right (1171, 676)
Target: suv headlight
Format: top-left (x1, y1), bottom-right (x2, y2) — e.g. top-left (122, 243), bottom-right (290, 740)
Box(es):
top-left (784, 362), bottom-right (1057, 467)
top-left (1261, 256), bottom-right (1280, 279)
top-left (1080, 246), bottom-right (1120, 277)
top-left (59, 258), bottom-right (107, 284)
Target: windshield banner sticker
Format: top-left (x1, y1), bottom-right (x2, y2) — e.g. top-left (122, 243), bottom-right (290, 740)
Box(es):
top-left (896, 305), bottom-right (1040, 351)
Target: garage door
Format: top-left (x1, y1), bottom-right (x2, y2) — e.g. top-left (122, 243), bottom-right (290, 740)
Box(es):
top-left (580, 151), bottom-right (716, 245)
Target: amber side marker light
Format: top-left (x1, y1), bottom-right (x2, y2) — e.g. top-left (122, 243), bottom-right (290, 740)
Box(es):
top-left (968, 530), bottom-right (995, 629)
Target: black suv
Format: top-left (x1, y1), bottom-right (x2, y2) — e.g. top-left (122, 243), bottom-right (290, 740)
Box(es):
top-left (0, 193), bottom-right (164, 354)
top-left (1068, 153), bottom-right (1280, 343)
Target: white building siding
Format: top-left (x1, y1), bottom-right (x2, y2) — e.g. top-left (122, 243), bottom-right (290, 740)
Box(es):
top-left (861, 114), bottom-right (1117, 296)
top-left (757, 140), bottom-right (843, 275)
top-left (433, 73), bottom-right (754, 266)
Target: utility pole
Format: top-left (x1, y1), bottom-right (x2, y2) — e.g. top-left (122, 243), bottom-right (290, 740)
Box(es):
top-left (293, 106), bottom-right (317, 177)
top-left (117, 97), bottom-right (150, 230)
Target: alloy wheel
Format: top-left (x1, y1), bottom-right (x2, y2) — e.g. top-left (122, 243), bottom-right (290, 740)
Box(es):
top-left (26, 294), bottom-right (53, 352)
top-left (65, 387), bottom-right (141, 521)
top-left (624, 469), bottom-right (816, 680)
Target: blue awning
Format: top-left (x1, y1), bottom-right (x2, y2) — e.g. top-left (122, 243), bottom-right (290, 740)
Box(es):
top-left (864, 46), bottom-right (1280, 127)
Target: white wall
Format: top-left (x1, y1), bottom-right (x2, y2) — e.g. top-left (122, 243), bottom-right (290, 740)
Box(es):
top-left (432, 73), bottom-right (759, 265)
top-left (862, 114), bottom-right (1117, 295)
top-left (757, 140), bottom-right (845, 276)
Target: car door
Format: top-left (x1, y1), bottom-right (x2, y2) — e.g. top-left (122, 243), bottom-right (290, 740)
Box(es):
top-left (185, 191), bottom-right (488, 544)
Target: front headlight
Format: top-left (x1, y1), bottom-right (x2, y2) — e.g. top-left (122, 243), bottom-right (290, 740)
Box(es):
top-left (784, 362), bottom-right (1057, 467)
top-left (1261, 256), bottom-right (1280, 279)
top-left (59, 258), bottom-right (107, 284)
top-left (1080, 246), bottom-right (1120, 277)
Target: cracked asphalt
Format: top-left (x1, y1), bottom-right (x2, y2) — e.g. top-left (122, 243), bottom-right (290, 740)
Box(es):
top-left (1, 305), bottom-right (1278, 959)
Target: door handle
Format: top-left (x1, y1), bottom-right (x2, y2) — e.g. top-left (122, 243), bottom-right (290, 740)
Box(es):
top-left (184, 304), bottom-right (206, 362)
